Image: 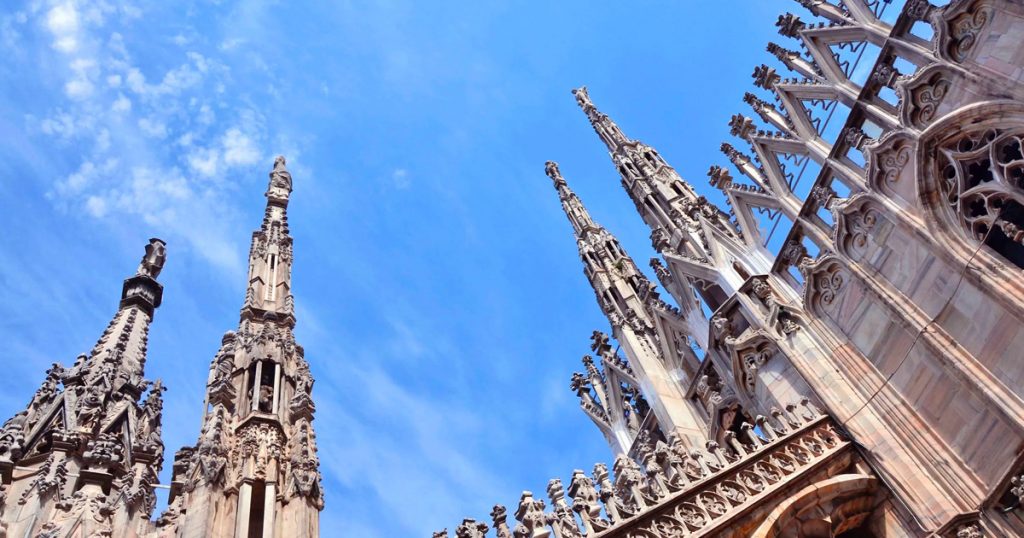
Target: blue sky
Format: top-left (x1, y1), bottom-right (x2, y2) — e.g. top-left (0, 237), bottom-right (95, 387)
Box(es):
top-left (0, 1), bottom-right (792, 535)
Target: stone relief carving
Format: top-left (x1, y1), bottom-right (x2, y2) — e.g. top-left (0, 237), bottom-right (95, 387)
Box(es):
top-left (835, 197), bottom-right (883, 260)
top-left (876, 143), bottom-right (912, 187)
top-left (815, 265), bottom-right (846, 309)
top-left (947, 2), bottom-right (992, 63)
top-left (909, 72), bottom-right (951, 129)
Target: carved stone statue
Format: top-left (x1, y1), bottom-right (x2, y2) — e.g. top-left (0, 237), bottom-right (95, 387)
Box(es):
top-left (137, 238), bottom-right (167, 279)
top-left (270, 155), bottom-right (292, 191)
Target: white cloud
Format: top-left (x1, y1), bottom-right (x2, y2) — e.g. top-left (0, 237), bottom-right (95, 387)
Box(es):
top-left (197, 104), bottom-right (214, 125)
top-left (64, 78), bottom-right (93, 99)
top-left (46, 3), bottom-right (79, 53)
top-left (95, 128), bottom-right (110, 152)
top-left (138, 117), bottom-right (167, 139)
top-left (392, 168), bottom-right (410, 189)
top-left (106, 74), bottom-right (121, 87)
top-left (219, 37), bottom-right (244, 51)
top-left (85, 195), bottom-right (107, 217)
top-left (222, 128), bottom-right (259, 166)
top-left (187, 147), bottom-right (219, 177)
top-left (111, 93), bottom-right (131, 113)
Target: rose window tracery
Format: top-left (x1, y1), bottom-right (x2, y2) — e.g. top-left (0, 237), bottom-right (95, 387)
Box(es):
top-left (939, 127), bottom-right (1024, 268)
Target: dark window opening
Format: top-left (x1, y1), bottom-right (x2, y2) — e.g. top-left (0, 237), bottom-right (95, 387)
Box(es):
top-left (985, 200), bottom-right (1024, 269)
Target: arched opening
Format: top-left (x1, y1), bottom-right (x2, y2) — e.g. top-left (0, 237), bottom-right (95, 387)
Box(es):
top-left (750, 474), bottom-right (879, 538)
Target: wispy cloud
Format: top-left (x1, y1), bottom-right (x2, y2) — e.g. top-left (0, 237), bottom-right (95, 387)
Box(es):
top-left (11, 0), bottom-right (284, 275)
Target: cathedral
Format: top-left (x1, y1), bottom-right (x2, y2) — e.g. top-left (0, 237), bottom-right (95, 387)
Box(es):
top-left (2, 0), bottom-right (1024, 536)
top-left (435, 0), bottom-right (1024, 536)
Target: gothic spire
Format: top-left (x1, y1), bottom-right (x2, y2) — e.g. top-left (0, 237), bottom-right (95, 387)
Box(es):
top-left (241, 156), bottom-right (296, 325)
top-left (572, 86), bottom-right (631, 153)
top-left (570, 86), bottom-right (740, 260)
top-left (545, 161), bottom-right (654, 323)
top-left (0, 239), bottom-right (168, 536)
top-left (160, 156), bottom-right (322, 537)
top-left (76, 237), bottom-right (167, 395)
top-left (545, 161), bottom-right (599, 236)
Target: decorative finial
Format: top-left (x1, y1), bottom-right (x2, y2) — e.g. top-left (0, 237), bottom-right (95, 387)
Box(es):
top-left (776, 13), bottom-right (805, 38)
top-left (137, 238), bottom-right (167, 279)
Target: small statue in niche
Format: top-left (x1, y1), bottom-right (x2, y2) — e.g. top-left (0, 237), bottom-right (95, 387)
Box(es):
top-left (258, 385), bottom-right (274, 413)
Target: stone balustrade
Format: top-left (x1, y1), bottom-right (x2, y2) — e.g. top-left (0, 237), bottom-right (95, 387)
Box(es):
top-left (434, 400), bottom-right (852, 537)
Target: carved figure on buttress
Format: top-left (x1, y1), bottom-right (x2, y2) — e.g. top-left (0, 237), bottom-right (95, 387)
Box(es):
top-left (296, 361), bottom-right (313, 396)
top-left (141, 380), bottom-right (166, 447)
top-left (76, 385), bottom-right (105, 430)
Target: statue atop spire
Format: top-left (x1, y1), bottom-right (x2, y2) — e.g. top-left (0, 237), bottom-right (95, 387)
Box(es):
top-left (271, 155), bottom-right (292, 190)
top-left (267, 154), bottom-right (293, 203)
top-left (572, 85), bottom-right (630, 151)
top-left (545, 160), bottom-right (566, 189)
top-left (137, 238), bottom-right (167, 279)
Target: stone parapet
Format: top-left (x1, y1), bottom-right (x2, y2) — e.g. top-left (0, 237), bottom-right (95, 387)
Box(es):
top-left (436, 403), bottom-right (866, 537)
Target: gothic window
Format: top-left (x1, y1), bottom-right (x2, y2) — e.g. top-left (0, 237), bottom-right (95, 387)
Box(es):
top-left (939, 127), bottom-right (1024, 268)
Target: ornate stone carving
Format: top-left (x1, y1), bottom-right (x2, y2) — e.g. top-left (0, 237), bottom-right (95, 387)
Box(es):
top-left (455, 519), bottom-right (489, 538)
top-left (956, 523), bottom-right (983, 538)
top-left (775, 13), bottom-right (805, 38)
top-left (136, 238), bottom-right (167, 279)
top-left (752, 65), bottom-right (780, 90)
top-left (905, 0), bottom-right (933, 20)
top-left (238, 422), bottom-right (283, 478)
top-left (909, 72), bottom-right (950, 128)
top-left (813, 264), bottom-right (846, 310)
top-left (843, 205), bottom-right (881, 256)
top-left (875, 143), bottom-right (912, 187)
top-left (947, 2), bottom-right (992, 63)
top-left (513, 491), bottom-right (549, 538)
top-left (780, 239), bottom-right (809, 268)
top-left (486, 505), bottom-right (511, 538)
top-left (83, 433), bottom-right (124, 468)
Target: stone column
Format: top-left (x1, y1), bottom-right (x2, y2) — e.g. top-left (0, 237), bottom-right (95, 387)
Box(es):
top-left (271, 363), bottom-right (281, 414)
top-left (251, 361), bottom-right (263, 412)
top-left (235, 482), bottom-right (253, 538)
top-left (263, 482), bottom-right (277, 538)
